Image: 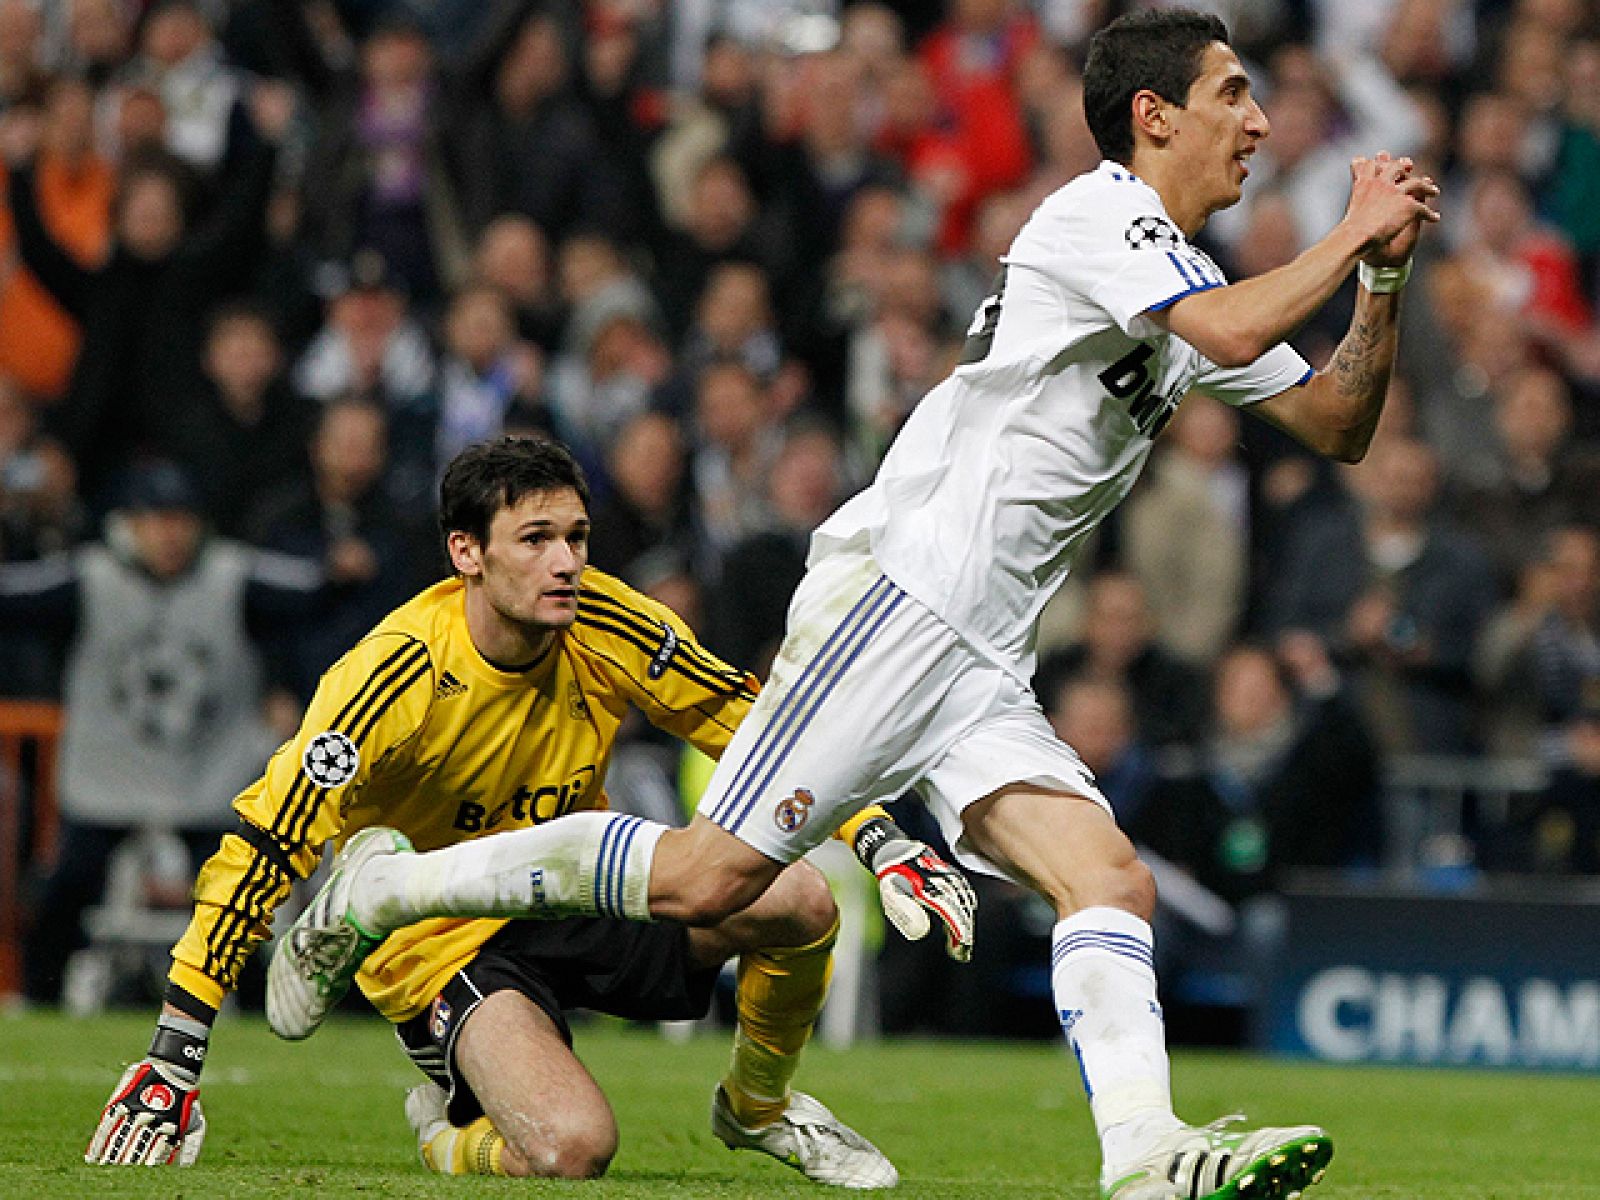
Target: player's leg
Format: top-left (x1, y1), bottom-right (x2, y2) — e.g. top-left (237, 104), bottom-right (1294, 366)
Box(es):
top-left (452, 992), bottom-right (617, 1178)
top-left (393, 932), bottom-right (627, 1180)
top-left (695, 862), bottom-right (839, 1121)
top-left (402, 992), bottom-right (616, 1178)
top-left (926, 681), bottom-right (1330, 1199)
top-left (681, 861), bottom-right (897, 1188)
top-left (964, 792), bottom-right (1331, 1198)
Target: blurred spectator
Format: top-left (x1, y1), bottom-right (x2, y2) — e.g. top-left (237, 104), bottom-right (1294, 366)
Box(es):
top-left (133, 0), bottom-right (241, 172)
top-left (547, 243), bottom-right (672, 464)
top-left (60, 0), bottom-right (134, 87)
top-left (678, 259), bottom-right (782, 386)
top-left (174, 300), bottom-right (315, 537)
top-left (706, 417), bottom-right (846, 673)
top-left (914, 0), bottom-right (1036, 254)
top-left (433, 284), bottom-right (548, 474)
top-left (470, 212), bottom-right (564, 354)
top-left (1550, 33), bottom-right (1600, 300)
top-left (244, 397), bottom-right (418, 703)
top-left (1446, 365), bottom-right (1600, 589)
top-left (0, 373), bottom-right (78, 562)
top-left (1409, 278), bottom-right (1533, 490)
top-left (1036, 570), bottom-right (1210, 749)
top-left (587, 409), bottom-right (693, 581)
top-left (1125, 639), bottom-right (1383, 903)
top-left (0, 0), bottom-right (42, 107)
top-left (452, 5), bottom-right (629, 245)
top-left (555, 228), bottom-right (659, 358)
top-left (2, 81), bottom-right (291, 506)
top-left (1266, 434), bottom-right (1499, 755)
top-left (290, 13), bottom-right (468, 306)
top-left (293, 246), bottom-right (436, 481)
top-left (1379, 0), bottom-right (1479, 91)
top-left (689, 358), bottom-right (780, 562)
top-left (740, 49), bottom-right (901, 280)
top-left (1524, 525), bottom-right (1600, 872)
top-left (0, 76), bottom-right (114, 405)
top-left (0, 461), bottom-right (322, 1004)
top-left (1045, 674), bottom-right (1157, 827)
top-left (942, 188), bottom-right (1028, 338)
top-left (651, 154), bottom-right (779, 346)
top-left (1123, 395), bottom-right (1250, 665)
top-left (1450, 168), bottom-right (1591, 342)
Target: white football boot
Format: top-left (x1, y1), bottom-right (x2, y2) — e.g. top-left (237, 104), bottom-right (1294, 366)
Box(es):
top-left (711, 1085), bottom-right (899, 1189)
top-left (1101, 1115), bottom-right (1333, 1200)
top-left (266, 826), bottom-right (413, 1039)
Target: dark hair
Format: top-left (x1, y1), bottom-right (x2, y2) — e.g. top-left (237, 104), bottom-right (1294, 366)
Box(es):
top-left (1083, 9), bottom-right (1230, 164)
top-left (438, 436), bottom-right (590, 547)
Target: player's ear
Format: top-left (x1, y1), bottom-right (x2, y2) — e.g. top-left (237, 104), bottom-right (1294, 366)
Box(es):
top-left (446, 529), bottom-right (482, 578)
top-left (1130, 89), bottom-right (1172, 146)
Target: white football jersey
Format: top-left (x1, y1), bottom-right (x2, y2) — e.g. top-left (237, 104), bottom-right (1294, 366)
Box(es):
top-left (812, 161), bottom-right (1312, 678)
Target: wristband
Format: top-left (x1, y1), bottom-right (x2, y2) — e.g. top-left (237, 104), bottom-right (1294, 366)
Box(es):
top-left (850, 816), bottom-right (897, 867)
top-left (1358, 258), bottom-right (1412, 294)
top-left (150, 1013), bottom-right (210, 1079)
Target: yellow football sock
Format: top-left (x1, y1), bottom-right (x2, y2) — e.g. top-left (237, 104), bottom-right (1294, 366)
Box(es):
top-left (421, 1116), bottom-right (507, 1176)
top-left (723, 916), bottom-right (839, 1128)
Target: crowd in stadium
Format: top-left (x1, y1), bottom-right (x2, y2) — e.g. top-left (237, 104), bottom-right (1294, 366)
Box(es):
top-left (1, 0), bottom-right (1599, 1012)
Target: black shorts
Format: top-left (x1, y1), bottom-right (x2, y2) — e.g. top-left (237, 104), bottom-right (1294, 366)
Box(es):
top-left (395, 917), bottom-right (720, 1125)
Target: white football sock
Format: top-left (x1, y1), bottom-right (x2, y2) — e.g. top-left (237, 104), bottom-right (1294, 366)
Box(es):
top-left (350, 811), bottom-right (663, 932)
top-left (1051, 906), bottom-right (1181, 1178)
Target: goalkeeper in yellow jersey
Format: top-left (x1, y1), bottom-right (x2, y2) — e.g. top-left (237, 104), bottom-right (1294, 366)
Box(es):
top-left (86, 437), bottom-right (976, 1186)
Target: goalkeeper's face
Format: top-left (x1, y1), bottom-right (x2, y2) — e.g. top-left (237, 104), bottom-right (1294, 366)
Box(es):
top-left (462, 486), bottom-right (590, 636)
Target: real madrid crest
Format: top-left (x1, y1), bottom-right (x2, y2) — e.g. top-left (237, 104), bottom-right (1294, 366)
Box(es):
top-left (774, 787), bottom-right (815, 833)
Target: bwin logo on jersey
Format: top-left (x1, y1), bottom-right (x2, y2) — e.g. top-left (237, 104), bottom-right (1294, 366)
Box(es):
top-left (1125, 215), bottom-right (1181, 250)
top-left (303, 731), bottom-right (359, 788)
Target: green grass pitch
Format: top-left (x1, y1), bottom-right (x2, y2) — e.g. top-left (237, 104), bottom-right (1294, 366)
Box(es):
top-left (3, 1010), bottom-right (1597, 1198)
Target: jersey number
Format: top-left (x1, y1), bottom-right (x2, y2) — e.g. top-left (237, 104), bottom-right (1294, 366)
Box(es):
top-left (960, 267), bottom-right (1009, 365)
top-left (1098, 344), bottom-right (1178, 437)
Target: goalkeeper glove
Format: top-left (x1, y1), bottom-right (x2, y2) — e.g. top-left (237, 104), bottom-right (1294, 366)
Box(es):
top-left (851, 815), bottom-right (976, 962)
top-left (86, 1015), bottom-right (209, 1166)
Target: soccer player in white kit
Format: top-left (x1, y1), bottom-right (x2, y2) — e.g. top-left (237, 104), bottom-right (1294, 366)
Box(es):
top-left (272, 10), bottom-right (1439, 1198)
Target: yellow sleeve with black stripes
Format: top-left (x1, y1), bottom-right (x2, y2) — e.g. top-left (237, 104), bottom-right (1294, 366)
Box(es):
top-left (573, 572), bottom-right (759, 759)
top-left (168, 632), bottom-right (435, 1008)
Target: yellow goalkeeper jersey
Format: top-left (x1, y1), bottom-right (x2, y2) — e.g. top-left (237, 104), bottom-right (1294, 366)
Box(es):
top-left (168, 568), bottom-right (758, 1022)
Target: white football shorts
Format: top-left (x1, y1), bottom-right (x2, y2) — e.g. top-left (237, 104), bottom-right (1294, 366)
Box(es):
top-left (696, 547), bottom-right (1108, 880)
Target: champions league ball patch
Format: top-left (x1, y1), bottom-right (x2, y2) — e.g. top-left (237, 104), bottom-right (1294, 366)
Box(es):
top-left (303, 731), bottom-right (360, 788)
top-left (1125, 214), bottom-right (1181, 250)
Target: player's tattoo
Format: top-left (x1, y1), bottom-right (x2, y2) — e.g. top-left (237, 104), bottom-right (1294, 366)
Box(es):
top-left (1329, 306), bottom-right (1392, 402)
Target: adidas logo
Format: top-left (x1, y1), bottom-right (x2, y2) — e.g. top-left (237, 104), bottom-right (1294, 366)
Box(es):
top-left (436, 671), bottom-right (468, 699)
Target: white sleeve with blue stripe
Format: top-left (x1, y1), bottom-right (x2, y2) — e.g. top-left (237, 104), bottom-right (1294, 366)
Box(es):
top-left (1195, 342), bottom-right (1315, 409)
top-left (1033, 175), bottom-right (1229, 338)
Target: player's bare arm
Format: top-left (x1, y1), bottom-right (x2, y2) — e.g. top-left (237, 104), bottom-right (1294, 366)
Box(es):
top-left (1155, 154), bottom-right (1437, 369)
top-left (1246, 155), bottom-right (1438, 461)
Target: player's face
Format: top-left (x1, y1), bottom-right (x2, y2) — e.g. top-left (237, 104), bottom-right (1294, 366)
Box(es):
top-left (1170, 42), bottom-right (1268, 217)
top-left (466, 486), bottom-right (590, 635)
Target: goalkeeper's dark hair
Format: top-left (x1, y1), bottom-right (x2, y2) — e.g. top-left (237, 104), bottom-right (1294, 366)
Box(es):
top-left (439, 436), bottom-right (590, 547)
top-left (1083, 9), bottom-right (1230, 165)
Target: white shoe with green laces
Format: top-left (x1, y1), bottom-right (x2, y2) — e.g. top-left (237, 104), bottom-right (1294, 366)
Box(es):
top-left (266, 826), bottom-right (413, 1040)
top-left (711, 1085), bottom-right (899, 1189)
top-left (1102, 1115), bottom-right (1333, 1200)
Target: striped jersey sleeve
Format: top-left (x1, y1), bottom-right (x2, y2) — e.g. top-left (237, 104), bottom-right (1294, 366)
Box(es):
top-left (168, 631), bottom-right (435, 1007)
top-left (572, 571), bottom-right (758, 758)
